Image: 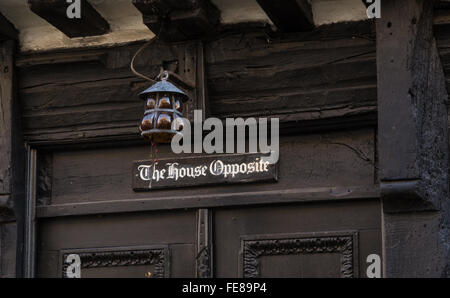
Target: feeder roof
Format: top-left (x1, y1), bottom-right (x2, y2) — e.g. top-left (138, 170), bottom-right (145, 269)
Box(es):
top-left (139, 80), bottom-right (188, 101)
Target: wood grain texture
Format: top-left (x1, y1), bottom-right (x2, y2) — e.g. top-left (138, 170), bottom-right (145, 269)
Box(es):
top-left (0, 41), bottom-right (13, 197)
top-left (435, 7), bottom-right (450, 96)
top-left (17, 21), bottom-right (378, 148)
top-left (214, 200), bottom-right (381, 277)
top-left (33, 129), bottom-right (376, 217)
top-left (377, 0), bottom-right (449, 211)
top-left (0, 40), bottom-right (25, 278)
top-left (378, 0), bottom-right (450, 278)
top-left (18, 41), bottom-right (198, 146)
top-left (0, 40), bottom-right (24, 222)
top-left (205, 21), bottom-right (377, 124)
top-left (37, 210), bottom-right (197, 277)
top-left (0, 222), bottom-right (17, 277)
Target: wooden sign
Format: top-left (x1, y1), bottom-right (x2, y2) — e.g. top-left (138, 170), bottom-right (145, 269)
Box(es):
top-left (132, 153), bottom-right (278, 191)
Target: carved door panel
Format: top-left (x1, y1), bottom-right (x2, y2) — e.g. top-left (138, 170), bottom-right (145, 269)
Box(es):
top-left (36, 210), bottom-right (197, 278)
top-left (214, 199), bottom-right (382, 278)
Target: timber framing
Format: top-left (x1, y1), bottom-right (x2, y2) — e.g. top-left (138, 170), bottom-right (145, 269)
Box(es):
top-left (0, 41), bottom-right (14, 221)
top-left (36, 185), bottom-right (379, 219)
top-left (1, 40), bottom-right (25, 277)
top-left (377, 0), bottom-right (449, 212)
top-left (1, 0), bottom-right (449, 279)
top-left (133, 0), bottom-right (220, 42)
top-left (377, 0), bottom-right (450, 277)
top-left (256, 0), bottom-right (314, 32)
top-left (15, 20), bottom-right (377, 150)
top-left (27, 0), bottom-right (110, 38)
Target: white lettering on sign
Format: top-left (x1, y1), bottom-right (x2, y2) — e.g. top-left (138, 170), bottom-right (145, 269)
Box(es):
top-left (137, 158), bottom-right (270, 182)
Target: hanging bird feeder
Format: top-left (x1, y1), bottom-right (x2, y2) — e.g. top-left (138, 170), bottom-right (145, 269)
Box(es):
top-left (139, 71), bottom-right (189, 143)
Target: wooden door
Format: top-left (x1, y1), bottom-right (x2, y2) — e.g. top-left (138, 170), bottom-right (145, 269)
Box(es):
top-left (34, 130), bottom-right (382, 278)
top-left (37, 210), bottom-right (197, 278)
top-left (214, 200), bottom-right (381, 278)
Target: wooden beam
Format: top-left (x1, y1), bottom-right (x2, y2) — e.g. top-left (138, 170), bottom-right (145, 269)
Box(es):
top-left (133, 0), bottom-right (220, 42)
top-left (377, 0), bottom-right (448, 212)
top-left (1, 40), bottom-right (26, 277)
top-left (0, 13), bottom-right (18, 41)
top-left (0, 41), bottom-right (15, 220)
top-left (28, 0), bottom-right (110, 38)
top-left (377, 0), bottom-right (450, 277)
top-left (256, 0), bottom-right (314, 32)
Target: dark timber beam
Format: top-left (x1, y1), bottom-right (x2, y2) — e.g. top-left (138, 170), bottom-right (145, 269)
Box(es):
top-left (0, 13), bottom-right (18, 41)
top-left (377, 0), bottom-right (448, 212)
top-left (1, 40), bottom-right (25, 277)
top-left (28, 0), bottom-right (110, 38)
top-left (377, 0), bottom-right (450, 277)
top-left (133, 0), bottom-right (220, 42)
top-left (256, 0), bottom-right (313, 32)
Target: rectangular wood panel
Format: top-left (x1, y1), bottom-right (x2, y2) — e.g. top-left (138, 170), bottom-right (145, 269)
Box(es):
top-left (60, 246), bottom-right (170, 278)
top-left (38, 129), bottom-right (375, 209)
top-left (214, 200), bottom-right (382, 278)
top-left (240, 231), bottom-right (358, 278)
top-left (37, 210), bottom-right (197, 278)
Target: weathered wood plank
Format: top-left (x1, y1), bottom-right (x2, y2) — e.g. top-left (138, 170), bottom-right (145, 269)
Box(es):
top-left (36, 185), bottom-right (379, 219)
top-left (0, 40), bottom-right (25, 278)
top-left (256, 0), bottom-right (314, 32)
top-left (0, 222), bottom-right (17, 277)
top-left (207, 57), bottom-right (376, 99)
top-left (22, 103), bottom-right (142, 130)
top-left (206, 22), bottom-right (376, 121)
top-left (17, 41), bottom-right (193, 140)
top-left (28, 0), bottom-right (110, 38)
top-left (377, 0), bottom-right (448, 211)
top-left (34, 129), bottom-right (377, 217)
top-left (435, 5), bottom-right (450, 96)
top-left (377, 0), bottom-right (450, 278)
top-left (41, 129), bottom-right (375, 206)
top-left (210, 86), bottom-right (377, 119)
top-left (18, 22), bottom-right (377, 146)
top-left (0, 42), bottom-right (14, 198)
